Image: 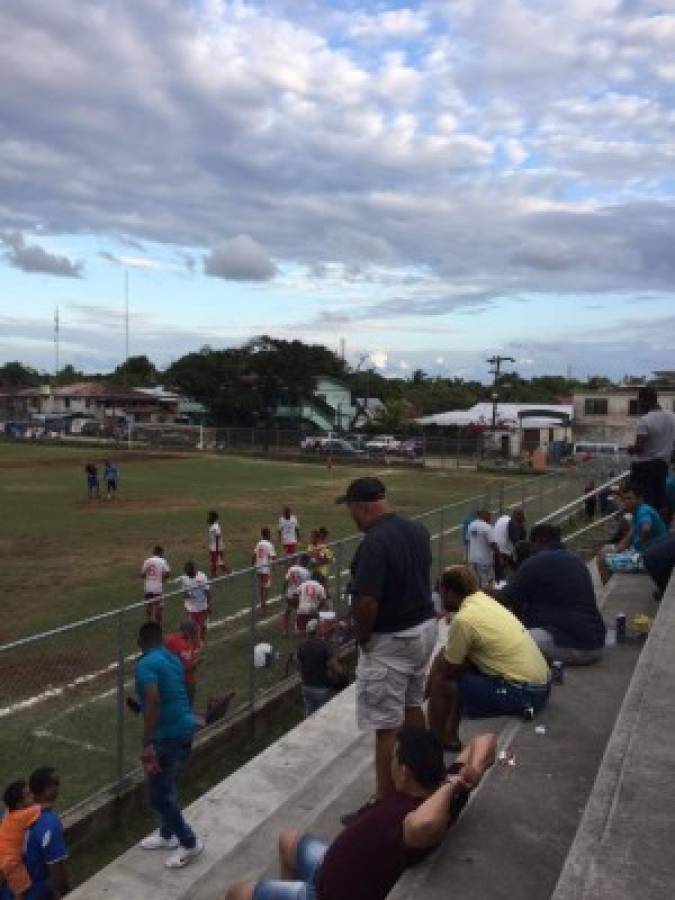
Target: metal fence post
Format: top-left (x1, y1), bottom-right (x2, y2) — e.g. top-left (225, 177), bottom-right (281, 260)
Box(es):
top-left (115, 610), bottom-right (126, 793)
top-left (249, 569), bottom-right (258, 735)
top-left (438, 506), bottom-right (446, 575)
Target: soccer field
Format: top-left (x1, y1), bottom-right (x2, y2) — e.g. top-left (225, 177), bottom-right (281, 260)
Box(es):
top-left (2, 443), bottom-right (537, 811)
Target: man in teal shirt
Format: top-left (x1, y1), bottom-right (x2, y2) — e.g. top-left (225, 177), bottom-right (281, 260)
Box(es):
top-left (599, 483), bottom-right (667, 583)
top-left (135, 621), bottom-right (203, 870)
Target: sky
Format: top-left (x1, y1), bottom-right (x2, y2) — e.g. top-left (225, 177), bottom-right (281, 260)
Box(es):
top-left (2, 0), bottom-right (675, 382)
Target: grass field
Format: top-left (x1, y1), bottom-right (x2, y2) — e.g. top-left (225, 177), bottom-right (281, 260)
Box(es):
top-left (2, 443), bottom-right (534, 811)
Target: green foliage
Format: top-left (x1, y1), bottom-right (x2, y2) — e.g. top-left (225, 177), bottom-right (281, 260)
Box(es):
top-left (110, 355), bottom-right (158, 386)
top-left (0, 361), bottom-right (41, 388)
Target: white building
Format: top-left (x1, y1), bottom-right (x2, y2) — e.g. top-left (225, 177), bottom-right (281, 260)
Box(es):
top-left (573, 386), bottom-right (675, 447)
top-left (417, 402), bottom-right (573, 457)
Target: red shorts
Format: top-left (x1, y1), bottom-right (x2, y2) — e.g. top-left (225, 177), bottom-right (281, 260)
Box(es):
top-left (209, 550), bottom-right (224, 569)
top-left (187, 610), bottom-right (208, 629)
top-left (283, 543), bottom-right (298, 556)
top-left (257, 573), bottom-right (272, 589)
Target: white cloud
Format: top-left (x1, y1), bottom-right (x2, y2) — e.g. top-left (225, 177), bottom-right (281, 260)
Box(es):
top-left (1, 231), bottom-right (82, 277)
top-left (204, 234), bottom-right (275, 282)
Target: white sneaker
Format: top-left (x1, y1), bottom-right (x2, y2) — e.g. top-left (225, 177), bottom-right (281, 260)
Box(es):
top-left (165, 838), bottom-right (204, 869)
top-left (141, 833), bottom-right (179, 851)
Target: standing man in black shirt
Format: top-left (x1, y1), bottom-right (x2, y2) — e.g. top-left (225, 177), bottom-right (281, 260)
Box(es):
top-left (337, 477), bottom-right (437, 812)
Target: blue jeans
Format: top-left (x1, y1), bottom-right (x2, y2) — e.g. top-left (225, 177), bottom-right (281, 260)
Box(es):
top-left (253, 836), bottom-right (327, 900)
top-left (459, 672), bottom-right (550, 718)
top-left (301, 685), bottom-right (334, 717)
top-left (149, 735), bottom-right (196, 849)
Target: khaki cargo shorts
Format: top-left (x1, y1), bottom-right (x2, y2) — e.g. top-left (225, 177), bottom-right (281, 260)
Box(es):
top-left (356, 618), bottom-right (438, 731)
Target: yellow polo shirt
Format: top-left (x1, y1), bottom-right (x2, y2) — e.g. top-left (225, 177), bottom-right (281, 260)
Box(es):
top-left (445, 591), bottom-right (549, 685)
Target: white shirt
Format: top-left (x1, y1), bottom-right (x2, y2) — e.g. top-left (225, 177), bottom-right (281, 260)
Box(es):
top-left (468, 519), bottom-right (496, 566)
top-left (493, 515), bottom-right (514, 557)
top-left (254, 539), bottom-right (277, 575)
top-left (297, 579), bottom-right (327, 616)
top-left (279, 515), bottom-right (299, 545)
top-left (141, 556), bottom-right (171, 595)
top-left (286, 565), bottom-right (310, 597)
top-left (636, 409), bottom-right (675, 462)
top-left (178, 572), bottom-right (210, 613)
top-left (208, 522), bottom-right (223, 553)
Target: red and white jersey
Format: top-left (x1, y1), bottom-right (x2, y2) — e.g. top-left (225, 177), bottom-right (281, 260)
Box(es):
top-left (297, 579), bottom-right (326, 616)
top-left (254, 539), bottom-right (277, 575)
top-left (285, 565), bottom-right (310, 597)
top-left (141, 555), bottom-right (171, 595)
top-left (279, 515), bottom-right (299, 545)
top-left (178, 571), bottom-right (210, 613)
top-left (208, 522), bottom-right (223, 553)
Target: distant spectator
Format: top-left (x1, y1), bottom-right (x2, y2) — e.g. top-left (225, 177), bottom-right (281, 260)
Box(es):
top-left (164, 621), bottom-right (202, 707)
top-left (627, 386), bottom-right (675, 514)
top-left (584, 480), bottom-right (597, 520)
top-left (103, 460), bottom-right (119, 500)
top-left (141, 545), bottom-right (171, 625)
top-left (500, 524), bottom-right (606, 666)
top-left (643, 534), bottom-right (675, 600)
top-left (467, 511), bottom-right (499, 588)
top-left (598, 484), bottom-right (667, 584)
top-left (176, 561), bottom-right (211, 641)
top-left (428, 566), bottom-right (549, 751)
top-left (493, 508), bottom-right (526, 581)
top-left (84, 462), bottom-right (99, 500)
top-left (135, 622), bottom-right (203, 870)
top-left (297, 619), bottom-right (344, 717)
top-left (252, 528), bottom-right (277, 613)
top-left (224, 730), bottom-right (496, 900)
top-left (0, 781), bottom-right (40, 900)
top-left (278, 507), bottom-right (301, 557)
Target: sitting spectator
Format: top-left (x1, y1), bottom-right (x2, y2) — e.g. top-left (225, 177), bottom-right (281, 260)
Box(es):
top-left (428, 566), bottom-right (550, 752)
top-left (598, 484), bottom-right (667, 584)
top-left (467, 511), bottom-right (499, 588)
top-left (493, 508), bottom-right (526, 582)
top-left (643, 534), bottom-right (675, 601)
top-left (297, 619), bottom-right (345, 717)
top-left (0, 781), bottom-right (40, 900)
top-left (224, 729), bottom-right (496, 900)
top-left (164, 621), bottom-right (202, 707)
top-left (500, 524), bottom-right (606, 666)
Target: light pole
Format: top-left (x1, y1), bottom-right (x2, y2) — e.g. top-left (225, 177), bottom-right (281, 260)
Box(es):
top-left (487, 355), bottom-right (515, 452)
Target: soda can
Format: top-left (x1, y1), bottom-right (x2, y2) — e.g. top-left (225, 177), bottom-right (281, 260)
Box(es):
top-left (552, 661), bottom-right (564, 685)
top-left (616, 613), bottom-right (627, 644)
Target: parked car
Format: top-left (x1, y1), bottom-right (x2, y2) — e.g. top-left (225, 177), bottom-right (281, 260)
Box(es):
top-left (320, 439), bottom-right (366, 457)
top-left (398, 439), bottom-right (424, 459)
top-left (365, 434), bottom-right (401, 454)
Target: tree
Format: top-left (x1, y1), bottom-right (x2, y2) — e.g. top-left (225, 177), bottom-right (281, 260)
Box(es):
top-left (54, 364), bottom-right (84, 385)
top-left (111, 355), bottom-right (158, 386)
top-left (0, 361), bottom-right (41, 388)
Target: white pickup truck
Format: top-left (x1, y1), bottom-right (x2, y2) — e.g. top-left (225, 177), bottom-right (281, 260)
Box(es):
top-left (365, 434), bottom-right (401, 453)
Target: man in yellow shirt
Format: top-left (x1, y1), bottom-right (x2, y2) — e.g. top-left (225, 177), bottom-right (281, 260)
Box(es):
top-left (428, 566), bottom-right (550, 750)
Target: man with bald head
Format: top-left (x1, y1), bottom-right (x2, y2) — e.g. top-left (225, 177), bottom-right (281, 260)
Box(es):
top-left (337, 478), bottom-right (437, 821)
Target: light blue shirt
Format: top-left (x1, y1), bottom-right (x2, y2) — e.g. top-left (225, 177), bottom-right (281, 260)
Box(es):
top-left (631, 503), bottom-right (667, 552)
top-left (135, 646), bottom-right (198, 741)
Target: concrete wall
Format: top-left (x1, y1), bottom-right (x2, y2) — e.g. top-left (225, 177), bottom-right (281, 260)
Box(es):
top-left (573, 390), bottom-right (675, 445)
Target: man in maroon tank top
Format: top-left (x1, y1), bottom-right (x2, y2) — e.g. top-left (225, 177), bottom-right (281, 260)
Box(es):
top-left (225, 729), bottom-right (496, 900)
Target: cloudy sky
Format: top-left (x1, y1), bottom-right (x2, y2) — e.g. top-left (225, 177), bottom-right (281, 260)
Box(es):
top-left (2, 0), bottom-right (675, 381)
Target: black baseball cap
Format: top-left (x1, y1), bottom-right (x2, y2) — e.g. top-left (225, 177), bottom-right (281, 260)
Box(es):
top-left (336, 477), bottom-right (386, 504)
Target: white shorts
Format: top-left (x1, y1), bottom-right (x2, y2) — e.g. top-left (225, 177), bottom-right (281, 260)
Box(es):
top-left (356, 618), bottom-right (438, 731)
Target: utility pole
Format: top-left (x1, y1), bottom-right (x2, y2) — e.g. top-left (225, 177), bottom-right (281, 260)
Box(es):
top-left (486, 355), bottom-right (515, 435)
top-left (54, 306), bottom-right (60, 381)
top-left (124, 269), bottom-right (130, 385)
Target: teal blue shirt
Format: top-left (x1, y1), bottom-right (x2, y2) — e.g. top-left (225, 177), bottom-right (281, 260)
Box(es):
top-left (631, 503), bottom-right (667, 552)
top-left (135, 646), bottom-right (198, 741)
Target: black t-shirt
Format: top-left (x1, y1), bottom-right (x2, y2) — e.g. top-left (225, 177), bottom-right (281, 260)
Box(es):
top-left (350, 513), bottom-right (434, 634)
top-left (316, 792), bottom-right (432, 900)
top-left (500, 546), bottom-right (606, 650)
top-left (297, 638), bottom-right (333, 689)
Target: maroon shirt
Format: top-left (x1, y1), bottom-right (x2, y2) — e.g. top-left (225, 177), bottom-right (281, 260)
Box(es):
top-left (315, 793), bottom-right (433, 900)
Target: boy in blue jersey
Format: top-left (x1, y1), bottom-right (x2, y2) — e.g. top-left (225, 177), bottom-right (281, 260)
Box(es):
top-left (0, 766), bottom-right (69, 900)
top-left (134, 622), bottom-right (203, 870)
top-left (599, 483), bottom-right (667, 584)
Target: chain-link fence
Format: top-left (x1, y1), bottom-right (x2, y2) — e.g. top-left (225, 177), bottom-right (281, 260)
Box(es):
top-left (0, 464), bottom-right (619, 815)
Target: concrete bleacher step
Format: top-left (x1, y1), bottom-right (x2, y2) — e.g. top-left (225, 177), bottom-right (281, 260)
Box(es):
top-left (70, 573), bottom-right (660, 900)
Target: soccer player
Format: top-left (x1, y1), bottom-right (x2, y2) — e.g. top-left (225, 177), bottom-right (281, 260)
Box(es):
top-left (207, 511), bottom-right (229, 578)
top-left (278, 507), bottom-right (301, 557)
top-left (84, 462), bottom-right (99, 500)
top-left (314, 526), bottom-right (335, 588)
top-left (104, 460), bottom-right (119, 500)
top-left (141, 546), bottom-right (171, 624)
top-left (283, 554), bottom-right (311, 635)
top-left (296, 576), bottom-right (328, 633)
top-left (252, 528), bottom-right (277, 614)
top-left (176, 561), bottom-right (211, 641)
